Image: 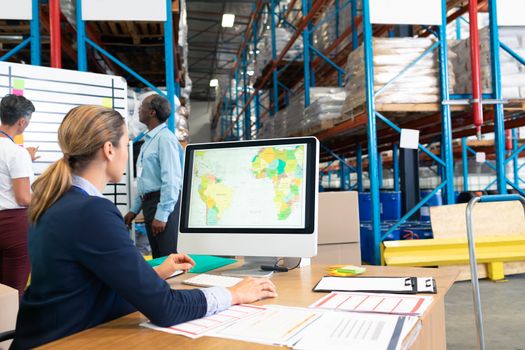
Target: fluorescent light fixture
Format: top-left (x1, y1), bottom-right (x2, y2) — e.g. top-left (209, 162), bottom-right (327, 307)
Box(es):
top-left (247, 70), bottom-right (254, 76)
top-left (222, 14), bottom-right (235, 28)
top-left (209, 79), bottom-right (218, 87)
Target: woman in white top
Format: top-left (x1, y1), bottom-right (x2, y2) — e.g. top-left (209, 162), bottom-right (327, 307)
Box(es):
top-left (0, 94), bottom-right (37, 297)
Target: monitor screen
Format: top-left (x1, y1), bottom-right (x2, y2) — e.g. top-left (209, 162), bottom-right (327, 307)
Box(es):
top-left (180, 137), bottom-right (317, 234)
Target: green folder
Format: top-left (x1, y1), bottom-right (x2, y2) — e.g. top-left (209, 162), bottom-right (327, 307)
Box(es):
top-left (147, 254), bottom-right (237, 273)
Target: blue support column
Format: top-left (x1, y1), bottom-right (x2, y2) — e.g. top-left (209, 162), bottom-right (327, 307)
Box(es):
top-left (76, 0), bottom-right (87, 71)
top-left (229, 78), bottom-right (233, 139)
top-left (438, 0), bottom-right (455, 203)
top-left (488, 0), bottom-right (507, 194)
top-left (270, 0), bottom-right (279, 115)
top-left (362, 0), bottom-right (381, 265)
top-left (378, 152), bottom-right (383, 189)
top-left (252, 10), bottom-right (261, 134)
top-left (307, 0), bottom-right (315, 87)
top-left (340, 161), bottom-right (346, 190)
top-left (393, 144), bottom-right (400, 192)
top-left (462, 137), bottom-right (469, 191)
top-left (30, 0), bottom-right (41, 65)
top-left (234, 65), bottom-right (240, 139)
top-left (357, 143), bottom-right (363, 192)
top-left (302, 0), bottom-right (311, 107)
top-left (351, 0), bottom-right (358, 50)
top-left (456, 18), bottom-right (462, 40)
top-left (335, 0), bottom-right (343, 86)
top-left (164, 0), bottom-right (176, 132)
top-left (513, 129), bottom-right (519, 187)
top-left (242, 46), bottom-right (251, 140)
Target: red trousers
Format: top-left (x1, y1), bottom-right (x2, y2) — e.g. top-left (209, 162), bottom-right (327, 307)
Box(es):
top-left (0, 208), bottom-right (30, 297)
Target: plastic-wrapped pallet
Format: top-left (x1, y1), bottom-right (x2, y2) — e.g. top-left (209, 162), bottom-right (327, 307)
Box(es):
top-left (255, 27), bottom-right (304, 77)
top-left (342, 37), bottom-right (456, 113)
top-left (304, 87), bottom-right (346, 132)
top-left (450, 26), bottom-right (525, 99)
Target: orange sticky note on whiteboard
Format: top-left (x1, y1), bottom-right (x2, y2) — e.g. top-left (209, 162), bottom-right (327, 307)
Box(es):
top-left (14, 134), bottom-right (24, 145)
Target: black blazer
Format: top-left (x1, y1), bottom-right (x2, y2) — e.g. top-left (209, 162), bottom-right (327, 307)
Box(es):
top-left (12, 188), bottom-right (206, 349)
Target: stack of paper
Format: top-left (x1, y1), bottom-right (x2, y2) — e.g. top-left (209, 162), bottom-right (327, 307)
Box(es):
top-left (142, 304), bottom-right (421, 350)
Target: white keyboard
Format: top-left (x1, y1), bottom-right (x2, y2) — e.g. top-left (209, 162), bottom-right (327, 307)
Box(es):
top-left (182, 274), bottom-right (243, 288)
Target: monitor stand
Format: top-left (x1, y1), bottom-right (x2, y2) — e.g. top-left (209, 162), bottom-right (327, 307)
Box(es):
top-left (221, 257), bottom-right (277, 278)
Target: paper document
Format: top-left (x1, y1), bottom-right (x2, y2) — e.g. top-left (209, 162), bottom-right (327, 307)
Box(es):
top-left (293, 311), bottom-right (408, 350)
top-left (140, 304), bottom-right (265, 339)
top-left (209, 305), bottom-right (323, 346)
top-left (311, 292), bottom-right (433, 316)
top-left (314, 277), bottom-right (417, 294)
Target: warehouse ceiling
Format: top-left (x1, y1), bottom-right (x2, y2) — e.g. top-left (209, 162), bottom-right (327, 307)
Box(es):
top-left (186, 0), bottom-right (255, 101)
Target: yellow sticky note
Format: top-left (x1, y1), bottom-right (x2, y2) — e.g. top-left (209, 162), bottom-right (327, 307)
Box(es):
top-left (101, 98), bottom-right (113, 108)
top-left (14, 134), bottom-right (24, 145)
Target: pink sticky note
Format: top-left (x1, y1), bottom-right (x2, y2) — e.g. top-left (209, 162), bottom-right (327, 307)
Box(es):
top-left (12, 89), bottom-right (24, 96)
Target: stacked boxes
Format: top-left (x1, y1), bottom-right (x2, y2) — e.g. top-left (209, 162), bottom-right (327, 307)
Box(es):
top-left (342, 37), bottom-right (456, 113)
top-left (451, 26), bottom-right (525, 99)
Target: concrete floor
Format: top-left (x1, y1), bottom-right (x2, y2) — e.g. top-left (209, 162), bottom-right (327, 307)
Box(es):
top-left (445, 273), bottom-right (525, 350)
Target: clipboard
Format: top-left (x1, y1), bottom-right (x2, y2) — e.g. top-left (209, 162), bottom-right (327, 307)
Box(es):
top-left (313, 276), bottom-right (418, 294)
top-left (416, 277), bottom-right (437, 294)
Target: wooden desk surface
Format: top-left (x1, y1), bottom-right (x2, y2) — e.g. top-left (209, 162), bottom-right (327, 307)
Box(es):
top-left (39, 265), bottom-right (458, 350)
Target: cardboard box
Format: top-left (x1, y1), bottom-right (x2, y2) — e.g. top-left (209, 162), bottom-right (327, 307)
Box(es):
top-left (0, 284), bottom-right (18, 350)
top-left (314, 192), bottom-right (362, 265)
top-left (318, 191), bottom-right (360, 244)
top-left (314, 243), bottom-right (361, 265)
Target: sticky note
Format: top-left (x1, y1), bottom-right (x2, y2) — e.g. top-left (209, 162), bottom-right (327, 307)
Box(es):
top-left (13, 79), bottom-right (25, 90)
top-left (400, 128), bottom-right (420, 149)
top-left (12, 89), bottom-right (24, 96)
top-left (101, 98), bottom-right (113, 108)
top-left (476, 152), bottom-right (486, 163)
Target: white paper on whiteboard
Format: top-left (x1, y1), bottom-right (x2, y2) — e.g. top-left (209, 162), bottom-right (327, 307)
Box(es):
top-left (370, 0), bottom-right (442, 25)
top-left (476, 152), bottom-right (486, 163)
top-left (497, 0), bottom-right (525, 26)
top-left (400, 129), bottom-right (420, 150)
top-left (0, 0), bottom-right (32, 20)
top-left (82, 0), bottom-right (167, 21)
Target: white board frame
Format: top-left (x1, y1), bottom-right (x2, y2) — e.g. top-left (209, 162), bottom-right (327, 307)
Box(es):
top-left (497, 0), bottom-right (525, 26)
top-left (370, 0), bottom-right (443, 26)
top-left (81, 0), bottom-right (167, 22)
top-left (0, 62), bottom-right (131, 214)
top-left (0, 0), bottom-right (32, 20)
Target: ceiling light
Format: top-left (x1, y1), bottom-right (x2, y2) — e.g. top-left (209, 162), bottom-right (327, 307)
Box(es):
top-left (222, 14), bottom-right (235, 28)
top-left (209, 79), bottom-right (218, 87)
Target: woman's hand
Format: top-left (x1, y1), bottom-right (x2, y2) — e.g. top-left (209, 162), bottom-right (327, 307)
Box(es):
top-left (154, 253), bottom-right (195, 280)
top-left (228, 277), bottom-right (278, 304)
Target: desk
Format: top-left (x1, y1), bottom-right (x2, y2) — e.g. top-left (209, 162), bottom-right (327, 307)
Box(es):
top-left (39, 265), bottom-right (458, 350)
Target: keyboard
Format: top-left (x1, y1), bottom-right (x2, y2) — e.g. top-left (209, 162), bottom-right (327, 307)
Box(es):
top-left (182, 274), bottom-right (243, 288)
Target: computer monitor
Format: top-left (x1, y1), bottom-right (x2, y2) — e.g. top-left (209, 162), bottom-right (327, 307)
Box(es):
top-left (178, 137), bottom-right (319, 272)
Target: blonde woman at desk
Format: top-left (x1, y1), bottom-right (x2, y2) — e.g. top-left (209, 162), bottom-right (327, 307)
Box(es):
top-left (11, 105), bottom-right (277, 349)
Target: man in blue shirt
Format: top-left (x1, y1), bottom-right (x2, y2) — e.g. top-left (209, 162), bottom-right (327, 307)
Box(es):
top-left (124, 94), bottom-right (184, 258)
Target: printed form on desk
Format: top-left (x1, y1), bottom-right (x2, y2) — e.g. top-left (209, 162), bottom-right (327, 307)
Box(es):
top-left (311, 292), bottom-right (433, 316)
top-left (293, 311), bottom-right (419, 350)
top-left (141, 304), bottom-right (420, 349)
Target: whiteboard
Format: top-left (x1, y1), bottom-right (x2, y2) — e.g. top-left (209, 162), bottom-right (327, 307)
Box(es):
top-left (370, 0), bottom-right (442, 26)
top-left (82, 0), bottom-right (167, 21)
top-left (0, 62), bottom-right (131, 214)
top-left (498, 0), bottom-right (525, 26)
top-left (0, 0), bottom-right (32, 20)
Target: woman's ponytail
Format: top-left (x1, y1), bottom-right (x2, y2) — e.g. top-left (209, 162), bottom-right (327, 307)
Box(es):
top-left (29, 157), bottom-right (72, 223)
